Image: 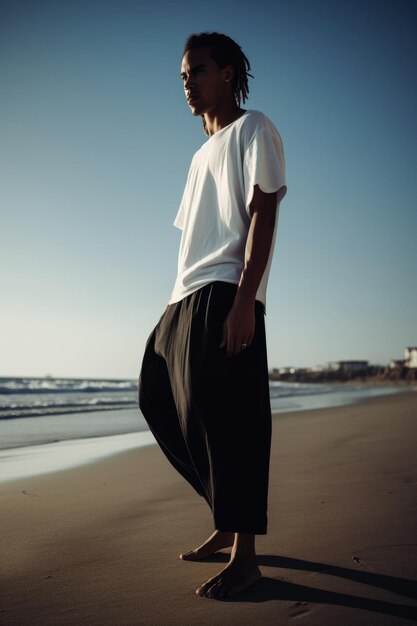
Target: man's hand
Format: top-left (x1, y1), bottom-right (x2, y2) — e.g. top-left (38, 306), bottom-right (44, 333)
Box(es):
top-left (219, 297), bottom-right (256, 357)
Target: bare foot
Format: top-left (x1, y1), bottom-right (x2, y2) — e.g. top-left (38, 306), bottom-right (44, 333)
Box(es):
top-left (180, 530), bottom-right (234, 561)
top-left (195, 556), bottom-right (262, 599)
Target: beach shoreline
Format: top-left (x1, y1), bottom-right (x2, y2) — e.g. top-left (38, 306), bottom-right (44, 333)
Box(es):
top-left (1, 390), bottom-right (416, 624)
top-left (0, 384), bottom-right (414, 483)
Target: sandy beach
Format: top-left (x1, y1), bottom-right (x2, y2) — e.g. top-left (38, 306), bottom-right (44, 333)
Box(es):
top-left (1, 391), bottom-right (416, 625)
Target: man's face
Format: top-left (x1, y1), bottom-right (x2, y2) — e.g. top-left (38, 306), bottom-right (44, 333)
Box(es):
top-left (180, 47), bottom-right (232, 116)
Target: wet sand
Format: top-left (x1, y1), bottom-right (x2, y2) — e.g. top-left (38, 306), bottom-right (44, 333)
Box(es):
top-left (1, 391), bottom-right (416, 625)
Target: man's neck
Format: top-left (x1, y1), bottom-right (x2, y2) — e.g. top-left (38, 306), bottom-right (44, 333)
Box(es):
top-left (203, 105), bottom-right (246, 136)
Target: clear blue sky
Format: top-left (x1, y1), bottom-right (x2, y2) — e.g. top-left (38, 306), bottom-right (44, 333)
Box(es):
top-left (1, 0), bottom-right (416, 378)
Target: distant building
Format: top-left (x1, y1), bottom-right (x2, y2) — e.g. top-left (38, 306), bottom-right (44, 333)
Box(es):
top-left (389, 359), bottom-right (405, 370)
top-left (309, 364), bottom-right (326, 372)
top-left (327, 360), bottom-right (369, 372)
top-left (389, 347), bottom-right (417, 369)
top-left (405, 347), bottom-right (417, 368)
top-left (277, 367), bottom-right (296, 375)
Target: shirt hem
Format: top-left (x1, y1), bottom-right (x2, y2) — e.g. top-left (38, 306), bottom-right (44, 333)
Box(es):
top-left (168, 279), bottom-right (266, 310)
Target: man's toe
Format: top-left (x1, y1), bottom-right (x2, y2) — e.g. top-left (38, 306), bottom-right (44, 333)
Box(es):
top-left (180, 551), bottom-right (196, 560)
top-left (212, 582), bottom-right (229, 599)
top-left (196, 576), bottom-right (219, 597)
top-left (196, 582), bottom-right (211, 596)
top-left (206, 581), bottom-right (224, 598)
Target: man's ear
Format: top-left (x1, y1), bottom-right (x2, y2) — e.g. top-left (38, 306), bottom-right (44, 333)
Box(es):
top-left (222, 65), bottom-right (234, 84)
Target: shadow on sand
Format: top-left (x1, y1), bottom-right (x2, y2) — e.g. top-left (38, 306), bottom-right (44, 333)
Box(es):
top-left (198, 552), bottom-right (417, 620)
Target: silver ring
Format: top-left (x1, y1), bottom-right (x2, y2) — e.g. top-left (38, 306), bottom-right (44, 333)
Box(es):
top-left (241, 343), bottom-right (247, 349)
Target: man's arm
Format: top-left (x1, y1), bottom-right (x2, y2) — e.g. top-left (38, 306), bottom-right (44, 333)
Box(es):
top-left (220, 183), bottom-right (287, 356)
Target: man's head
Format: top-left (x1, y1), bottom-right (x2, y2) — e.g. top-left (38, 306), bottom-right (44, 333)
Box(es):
top-left (180, 32), bottom-right (252, 128)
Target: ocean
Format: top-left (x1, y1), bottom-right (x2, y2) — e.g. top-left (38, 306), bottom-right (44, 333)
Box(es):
top-left (0, 376), bottom-right (138, 419)
top-left (0, 376), bottom-right (411, 482)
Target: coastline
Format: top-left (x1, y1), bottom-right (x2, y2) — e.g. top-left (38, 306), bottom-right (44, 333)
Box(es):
top-left (322, 379), bottom-right (417, 387)
top-left (0, 384), bottom-right (414, 483)
top-left (1, 391), bottom-right (416, 624)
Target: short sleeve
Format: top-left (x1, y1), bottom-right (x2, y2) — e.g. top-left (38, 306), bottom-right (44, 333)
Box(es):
top-left (173, 198), bottom-right (185, 230)
top-left (173, 185), bottom-right (187, 230)
top-left (243, 126), bottom-right (287, 216)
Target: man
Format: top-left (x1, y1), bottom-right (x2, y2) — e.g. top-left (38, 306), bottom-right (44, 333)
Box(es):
top-left (139, 32), bottom-right (287, 599)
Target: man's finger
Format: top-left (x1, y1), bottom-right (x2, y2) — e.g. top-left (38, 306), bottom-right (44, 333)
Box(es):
top-left (219, 322), bottom-right (227, 348)
top-left (229, 335), bottom-right (243, 357)
top-left (226, 332), bottom-right (235, 357)
top-left (245, 335), bottom-right (254, 348)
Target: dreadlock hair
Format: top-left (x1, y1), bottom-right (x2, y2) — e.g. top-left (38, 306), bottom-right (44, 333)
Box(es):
top-left (183, 32), bottom-right (253, 135)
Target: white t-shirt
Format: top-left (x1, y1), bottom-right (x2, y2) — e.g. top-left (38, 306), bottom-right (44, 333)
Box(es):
top-left (168, 109), bottom-right (287, 308)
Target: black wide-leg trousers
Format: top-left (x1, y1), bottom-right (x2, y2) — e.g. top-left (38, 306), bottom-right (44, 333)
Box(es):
top-left (138, 281), bottom-right (272, 535)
